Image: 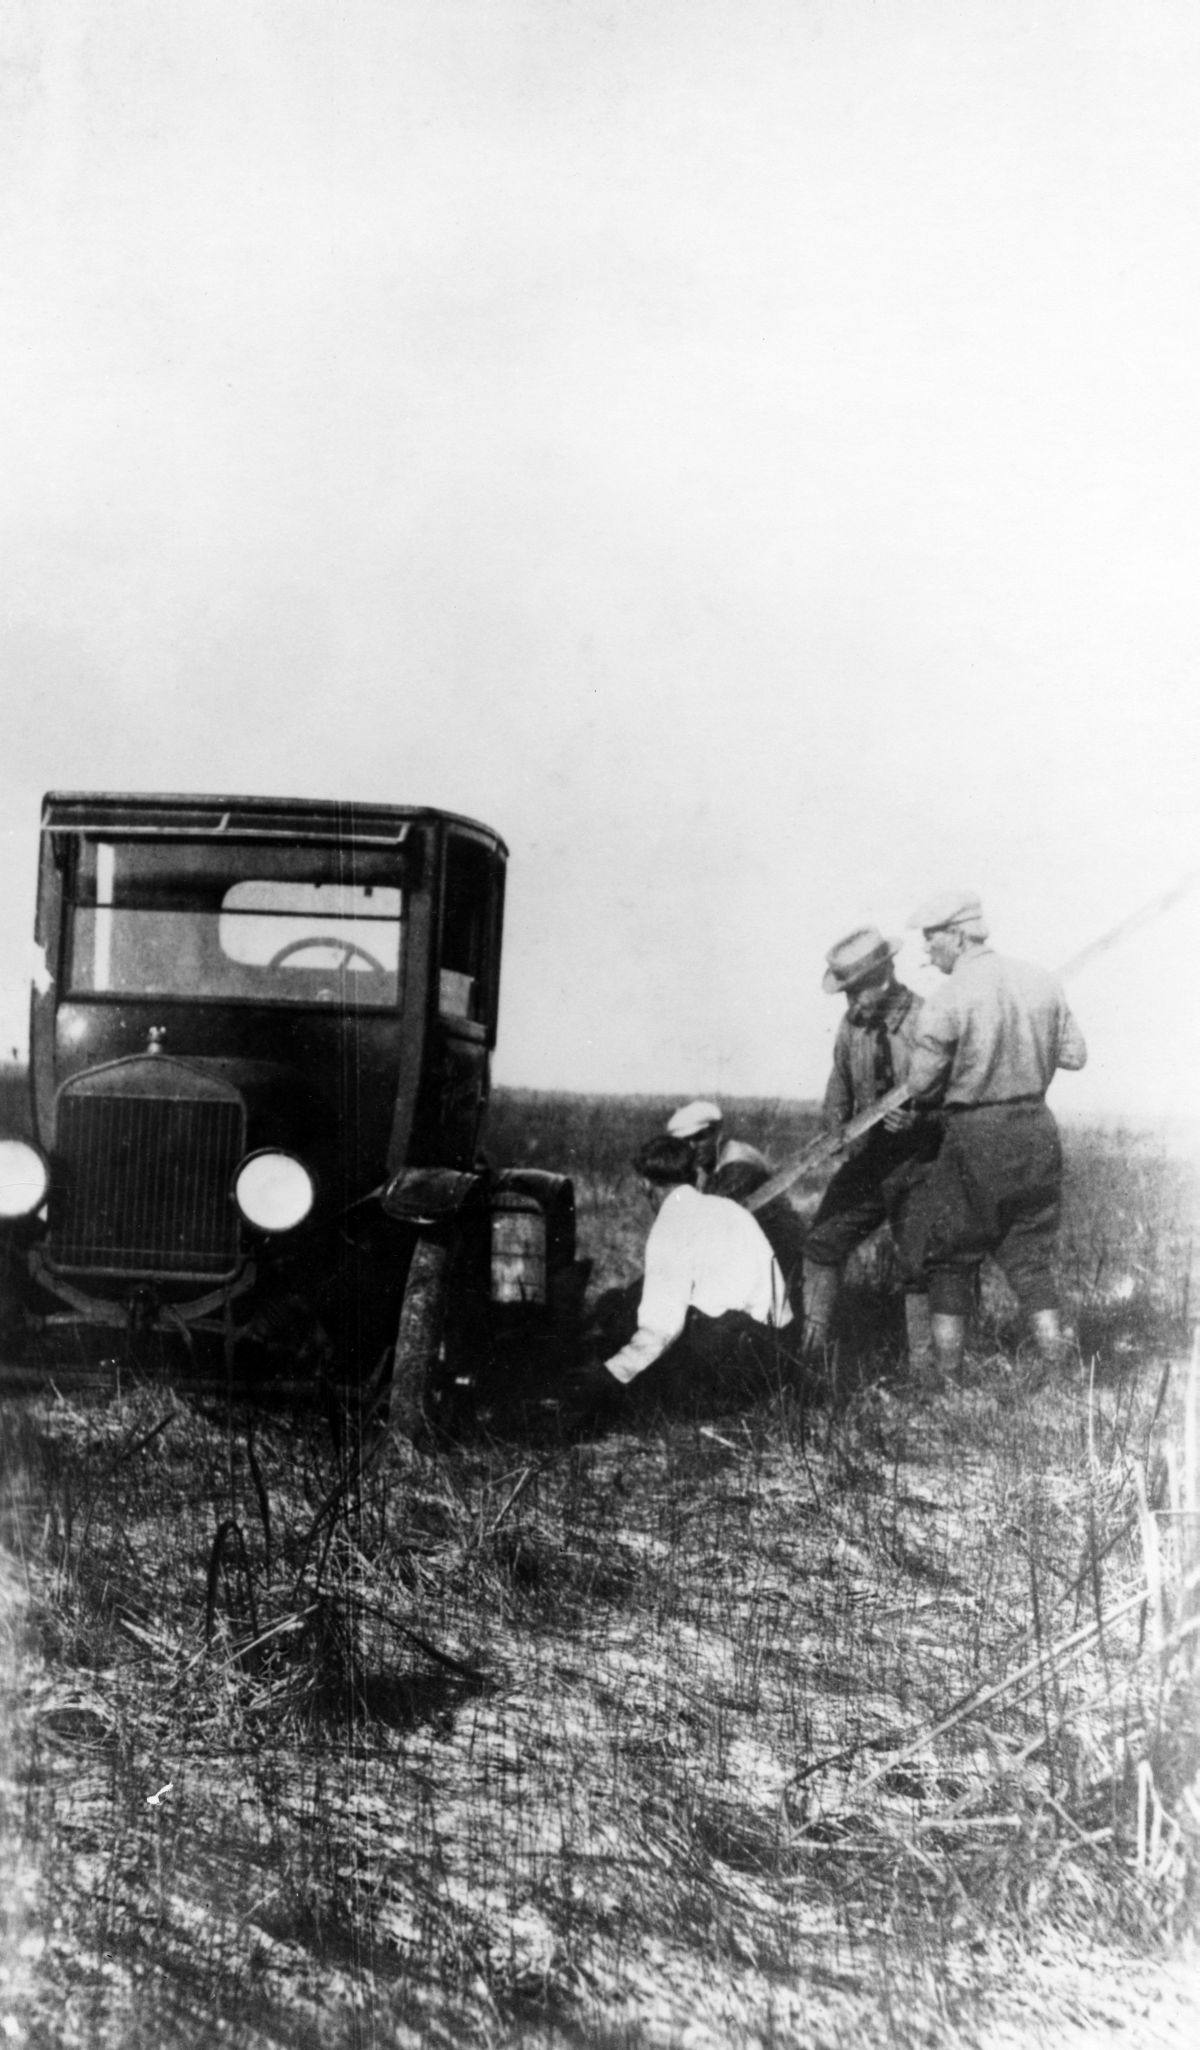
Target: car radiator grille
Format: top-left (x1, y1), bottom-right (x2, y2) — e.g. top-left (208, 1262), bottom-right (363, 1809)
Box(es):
top-left (50, 1092), bottom-right (246, 1276)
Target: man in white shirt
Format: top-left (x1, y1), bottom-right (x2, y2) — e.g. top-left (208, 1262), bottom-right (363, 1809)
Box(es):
top-left (663, 1100), bottom-right (805, 1301)
top-left (560, 1133), bottom-right (794, 1425)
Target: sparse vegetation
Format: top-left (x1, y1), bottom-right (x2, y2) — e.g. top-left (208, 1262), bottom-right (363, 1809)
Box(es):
top-left (1, 1094), bottom-right (1198, 2047)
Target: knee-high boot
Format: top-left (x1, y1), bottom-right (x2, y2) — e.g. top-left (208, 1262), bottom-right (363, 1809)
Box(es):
top-left (801, 1259), bottom-right (840, 1365)
top-left (904, 1292), bottom-right (934, 1379)
top-left (930, 1312), bottom-right (966, 1381)
top-left (1029, 1306), bottom-right (1069, 1364)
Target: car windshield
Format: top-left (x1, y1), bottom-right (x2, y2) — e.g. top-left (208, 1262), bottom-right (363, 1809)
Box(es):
top-left (65, 839), bottom-right (404, 1008)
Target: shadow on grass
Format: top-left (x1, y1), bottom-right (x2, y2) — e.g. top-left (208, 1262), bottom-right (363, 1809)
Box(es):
top-left (342, 1665), bottom-right (492, 1731)
top-left (1072, 1289), bottom-right (1190, 1371)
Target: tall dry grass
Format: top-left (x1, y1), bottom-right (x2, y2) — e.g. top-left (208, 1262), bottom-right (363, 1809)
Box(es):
top-left (0, 1101), bottom-right (1196, 2047)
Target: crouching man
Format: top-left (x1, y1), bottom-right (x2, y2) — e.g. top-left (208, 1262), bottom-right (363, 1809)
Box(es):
top-left (559, 1133), bottom-right (794, 1426)
top-left (662, 1098), bottom-right (805, 1304)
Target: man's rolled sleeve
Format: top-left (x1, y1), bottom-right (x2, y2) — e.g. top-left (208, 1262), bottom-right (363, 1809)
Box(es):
top-left (1057, 1002), bottom-right (1087, 1071)
top-left (904, 1011), bottom-right (958, 1105)
top-left (605, 1195), bottom-right (691, 1384)
top-left (606, 1325), bottom-right (675, 1385)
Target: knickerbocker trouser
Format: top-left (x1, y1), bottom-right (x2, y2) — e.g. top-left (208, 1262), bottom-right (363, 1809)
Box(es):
top-left (893, 1100), bottom-right (1063, 1318)
top-left (802, 1123), bottom-right (941, 1282)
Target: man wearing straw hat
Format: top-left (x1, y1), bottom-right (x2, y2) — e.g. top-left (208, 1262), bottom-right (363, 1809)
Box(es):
top-left (801, 926), bottom-right (941, 1378)
top-left (896, 889), bottom-right (1087, 1379)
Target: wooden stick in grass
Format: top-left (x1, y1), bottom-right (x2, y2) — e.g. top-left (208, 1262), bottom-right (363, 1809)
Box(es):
top-left (854, 1579), bottom-right (1154, 1795)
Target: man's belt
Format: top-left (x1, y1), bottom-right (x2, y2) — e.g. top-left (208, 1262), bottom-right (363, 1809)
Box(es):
top-left (942, 1094), bottom-right (1044, 1114)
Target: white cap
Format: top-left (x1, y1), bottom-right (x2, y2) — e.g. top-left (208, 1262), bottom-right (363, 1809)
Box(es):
top-left (666, 1099), bottom-right (723, 1140)
top-left (907, 889), bottom-right (988, 937)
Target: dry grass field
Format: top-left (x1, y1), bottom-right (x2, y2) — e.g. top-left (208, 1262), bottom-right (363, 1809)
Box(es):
top-left (1, 1088), bottom-right (1198, 2048)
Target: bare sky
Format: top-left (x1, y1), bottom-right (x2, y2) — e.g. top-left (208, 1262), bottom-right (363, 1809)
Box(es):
top-left (1, 1), bottom-right (1197, 1120)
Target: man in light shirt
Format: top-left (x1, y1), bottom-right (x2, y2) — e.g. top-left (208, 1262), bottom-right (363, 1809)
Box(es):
top-left (560, 1132), bottom-right (794, 1424)
top-left (665, 1099), bottom-right (805, 1304)
top-left (896, 889), bottom-right (1087, 1378)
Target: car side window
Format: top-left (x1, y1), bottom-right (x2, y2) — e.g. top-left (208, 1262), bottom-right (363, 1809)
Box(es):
top-left (439, 836), bottom-right (496, 1026)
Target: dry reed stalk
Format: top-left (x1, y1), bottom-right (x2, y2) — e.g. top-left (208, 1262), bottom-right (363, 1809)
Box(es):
top-left (1135, 1758), bottom-right (1181, 1878)
top-left (485, 1464), bottom-right (538, 1538)
top-left (1134, 1464), bottom-right (1166, 1658)
top-left (854, 1582), bottom-right (1154, 1800)
top-left (1183, 1330), bottom-right (1200, 1632)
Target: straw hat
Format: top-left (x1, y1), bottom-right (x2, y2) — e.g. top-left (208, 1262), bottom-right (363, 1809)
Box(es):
top-left (821, 926), bottom-right (901, 994)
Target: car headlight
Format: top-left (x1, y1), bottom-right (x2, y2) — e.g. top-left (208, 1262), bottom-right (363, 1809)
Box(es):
top-left (233, 1152), bottom-right (315, 1233)
top-left (0, 1139), bottom-right (49, 1219)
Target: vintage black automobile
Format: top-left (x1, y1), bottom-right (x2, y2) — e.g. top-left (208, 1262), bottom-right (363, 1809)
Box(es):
top-left (0, 792), bottom-right (576, 1421)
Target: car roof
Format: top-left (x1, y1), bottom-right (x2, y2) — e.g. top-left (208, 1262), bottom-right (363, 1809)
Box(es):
top-left (41, 792), bottom-right (507, 857)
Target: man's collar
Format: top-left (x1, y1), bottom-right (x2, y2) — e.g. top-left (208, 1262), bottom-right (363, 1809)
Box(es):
top-left (883, 982), bottom-right (918, 1024)
top-left (951, 944), bottom-right (993, 976)
top-left (852, 982), bottom-right (916, 1028)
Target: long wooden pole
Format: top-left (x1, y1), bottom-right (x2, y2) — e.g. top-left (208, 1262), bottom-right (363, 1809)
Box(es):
top-left (744, 1083), bottom-right (911, 1213)
top-left (1054, 869), bottom-right (1200, 982)
top-left (746, 869), bottom-right (1200, 1215)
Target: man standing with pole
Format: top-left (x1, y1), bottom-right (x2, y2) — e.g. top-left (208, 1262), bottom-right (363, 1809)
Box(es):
top-left (895, 890), bottom-right (1088, 1380)
top-left (800, 927), bottom-right (942, 1378)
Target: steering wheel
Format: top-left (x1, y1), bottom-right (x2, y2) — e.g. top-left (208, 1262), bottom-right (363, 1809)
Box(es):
top-left (267, 936), bottom-right (387, 975)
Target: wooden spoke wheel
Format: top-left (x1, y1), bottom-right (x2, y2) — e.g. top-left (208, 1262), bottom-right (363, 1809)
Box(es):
top-left (388, 1234), bottom-right (452, 1440)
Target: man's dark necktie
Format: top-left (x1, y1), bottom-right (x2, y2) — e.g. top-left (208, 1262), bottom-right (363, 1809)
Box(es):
top-left (873, 1021), bottom-right (894, 1095)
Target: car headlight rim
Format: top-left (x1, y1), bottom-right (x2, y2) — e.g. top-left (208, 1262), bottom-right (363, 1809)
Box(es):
top-left (0, 1138), bottom-right (50, 1220)
top-left (233, 1150), bottom-right (316, 1234)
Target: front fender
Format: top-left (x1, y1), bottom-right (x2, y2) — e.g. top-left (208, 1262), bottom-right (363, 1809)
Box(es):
top-left (380, 1166), bottom-right (484, 1228)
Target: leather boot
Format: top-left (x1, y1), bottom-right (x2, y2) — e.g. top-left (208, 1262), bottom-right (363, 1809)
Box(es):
top-left (1030, 1307), bottom-right (1070, 1365)
top-left (799, 1259), bottom-right (840, 1394)
top-left (930, 1312), bottom-right (966, 1382)
top-left (904, 1292), bottom-right (935, 1381)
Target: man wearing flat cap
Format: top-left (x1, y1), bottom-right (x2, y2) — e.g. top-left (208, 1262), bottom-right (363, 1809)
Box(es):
top-left (895, 890), bottom-right (1087, 1377)
top-left (664, 1099), bottom-right (726, 1186)
top-left (801, 927), bottom-right (940, 1377)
